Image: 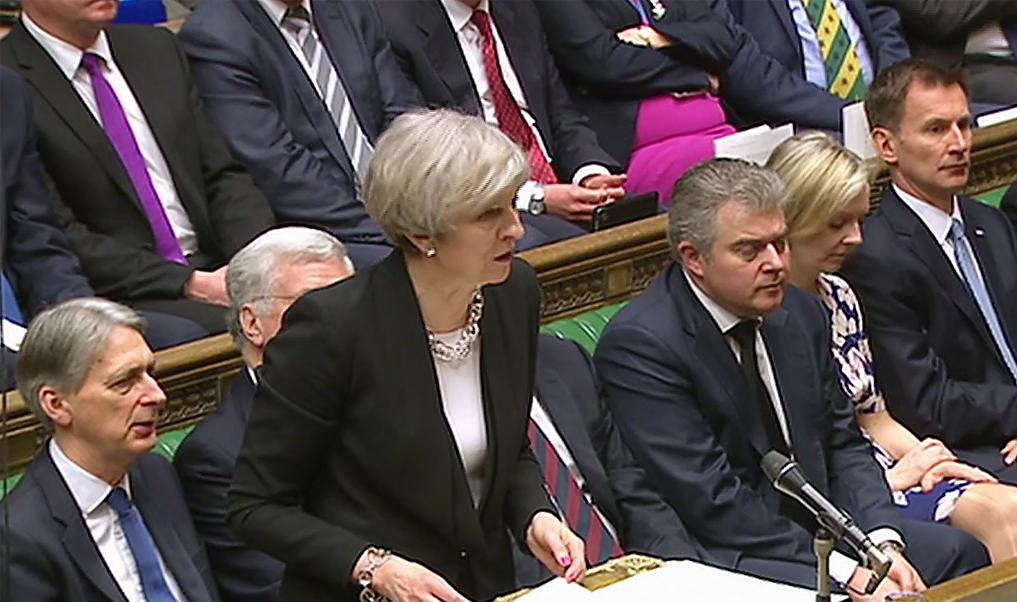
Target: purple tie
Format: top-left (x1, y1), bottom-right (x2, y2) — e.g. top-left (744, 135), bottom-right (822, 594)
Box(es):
top-left (80, 53), bottom-right (188, 265)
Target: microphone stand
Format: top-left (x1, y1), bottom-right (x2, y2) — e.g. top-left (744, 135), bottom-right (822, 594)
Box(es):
top-left (814, 527), bottom-right (835, 602)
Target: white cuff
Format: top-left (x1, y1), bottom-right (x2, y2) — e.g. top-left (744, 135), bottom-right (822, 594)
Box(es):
top-left (515, 180), bottom-right (539, 211)
top-left (572, 163), bottom-right (611, 186)
top-left (828, 528), bottom-right (904, 586)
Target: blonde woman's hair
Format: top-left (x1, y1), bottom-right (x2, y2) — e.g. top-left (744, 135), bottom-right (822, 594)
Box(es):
top-left (766, 131), bottom-right (871, 241)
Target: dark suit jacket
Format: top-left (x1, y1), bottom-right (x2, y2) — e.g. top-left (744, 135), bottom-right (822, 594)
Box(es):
top-left (840, 188), bottom-right (1017, 447)
top-left (594, 264), bottom-right (901, 575)
top-left (0, 449), bottom-right (220, 601)
top-left (875, 0), bottom-right (1017, 69)
top-left (1, 66), bottom-right (93, 317)
top-left (718, 0), bottom-right (911, 129)
top-left (1, 23), bottom-right (275, 303)
top-left (532, 0), bottom-right (731, 165)
top-left (1003, 184), bottom-right (1017, 234)
top-left (375, 0), bottom-right (619, 179)
top-left (228, 251), bottom-right (554, 602)
top-left (175, 370), bottom-right (282, 602)
top-left (179, 0), bottom-right (419, 243)
top-left (534, 334), bottom-right (699, 559)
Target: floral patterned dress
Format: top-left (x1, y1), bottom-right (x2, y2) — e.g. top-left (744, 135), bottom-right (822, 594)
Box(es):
top-left (818, 273), bottom-right (970, 523)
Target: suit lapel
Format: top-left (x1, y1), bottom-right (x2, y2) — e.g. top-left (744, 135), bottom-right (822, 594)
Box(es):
top-left (6, 24), bottom-right (142, 213)
top-left (671, 269), bottom-right (772, 458)
top-left (130, 461), bottom-right (213, 602)
top-left (313, 0), bottom-right (381, 139)
top-left (419, 0), bottom-right (482, 114)
top-left (882, 191), bottom-right (998, 352)
top-left (961, 199), bottom-right (1016, 368)
top-left (239, 0), bottom-right (350, 170)
top-left (768, 0), bottom-right (801, 63)
top-left (489, 1), bottom-right (543, 124)
top-left (32, 451), bottom-right (128, 601)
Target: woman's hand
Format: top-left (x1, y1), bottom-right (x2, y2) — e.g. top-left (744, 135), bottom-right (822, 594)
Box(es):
top-left (918, 460), bottom-right (996, 491)
top-left (615, 25), bottom-right (673, 49)
top-left (360, 553), bottom-right (471, 602)
top-left (525, 511), bottom-right (587, 582)
top-left (885, 438), bottom-right (955, 492)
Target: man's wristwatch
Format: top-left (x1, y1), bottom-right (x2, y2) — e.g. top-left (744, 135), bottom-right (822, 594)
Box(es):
top-left (527, 184), bottom-right (546, 216)
top-left (877, 540), bottom-right (905, 556)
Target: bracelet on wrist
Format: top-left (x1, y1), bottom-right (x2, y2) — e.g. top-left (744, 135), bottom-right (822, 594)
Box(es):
top-left (878, 540), bottom-right (906, 556)
top-left (357, 547), bottom-right (392, 602)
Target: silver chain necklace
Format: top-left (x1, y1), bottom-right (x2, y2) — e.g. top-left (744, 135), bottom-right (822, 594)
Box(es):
top-left (428, 291), bottom-right (484, 362)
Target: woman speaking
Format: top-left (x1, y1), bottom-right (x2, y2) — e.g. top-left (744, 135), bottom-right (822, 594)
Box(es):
top-left (228, 110), bottom-right (585, 602)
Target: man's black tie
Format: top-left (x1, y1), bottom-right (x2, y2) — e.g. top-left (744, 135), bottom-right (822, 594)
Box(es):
top-left (728, 320), bottom-right (791, 457)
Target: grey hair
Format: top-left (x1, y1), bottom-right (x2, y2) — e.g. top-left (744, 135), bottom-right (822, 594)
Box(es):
top-left (226, 226), bottom-right (352, 347)
top-left (362, 108), bottom-right (530, 252)
top-left (17, 298), bottom-right (146, 432)
top-left (667, 158), bottom-right (789, 261)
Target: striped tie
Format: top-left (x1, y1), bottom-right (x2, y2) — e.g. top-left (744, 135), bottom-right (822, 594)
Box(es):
top-left (283, 6), bottom-right (373, 180)
top-left (528, 418), bottom-right (624, 567)
top-left (804, 0), bottom-right (867, 101)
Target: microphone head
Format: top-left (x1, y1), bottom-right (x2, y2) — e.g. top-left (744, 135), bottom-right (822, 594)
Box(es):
top-left (761, 450), bottom-right (792, 483)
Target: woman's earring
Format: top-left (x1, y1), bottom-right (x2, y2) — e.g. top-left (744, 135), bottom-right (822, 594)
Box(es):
top-left (425, 248), bottom-right (437, 258)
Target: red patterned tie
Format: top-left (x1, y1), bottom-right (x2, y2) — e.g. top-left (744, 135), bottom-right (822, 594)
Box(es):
top-left (528, 418), bottom-right (624, 566)
top-left (470, 10), bottom-right (558, 184)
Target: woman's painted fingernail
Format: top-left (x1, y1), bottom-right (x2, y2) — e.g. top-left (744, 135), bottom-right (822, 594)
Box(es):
top-left (559, 555), bottom-right (572, 566)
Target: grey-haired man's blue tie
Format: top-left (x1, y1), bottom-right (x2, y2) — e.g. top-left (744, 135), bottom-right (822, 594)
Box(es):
top-left (949, 218), bottom-right (1017, 383)
top-left (106, 487), bottom-right (178, 602)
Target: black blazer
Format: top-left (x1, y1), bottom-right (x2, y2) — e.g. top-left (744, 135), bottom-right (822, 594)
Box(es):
top-left (1002, 184), bottom-right (1017, 235)
top-left (0, 450), bottom-right (220, 602)
top-left (179, 0), bottom-right (420, 243)
top-left (175, 371), bottom-right (283, 602)
top-left (228, 251), bottom-right (554, 602)
top-left (594, 264), bottom-right (900, 574)
top-left (375, 0), bottom-right (619, 180)
top-left (1, 23), bottom-right (275, 302)
top-left (841, 188), bottom-right (1017, 447)
top-left (1, 66), bottom-right (93, 317)
top-left (533, 0), bottom-right (732, 164)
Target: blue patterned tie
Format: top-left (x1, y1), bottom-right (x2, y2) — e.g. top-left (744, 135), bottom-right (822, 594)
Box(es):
top-left (949, 219), bottom-right (1017, 383)
top-left (106, 487), bottom-right (178, 602)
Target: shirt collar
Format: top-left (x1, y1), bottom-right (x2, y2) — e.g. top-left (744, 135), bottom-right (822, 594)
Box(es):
top-left (441, 0), bottom-right (491, 33)
top-left (893, 184), bottom-right (962, 245)
top-left (21, 13), bottom-right (113, 81)
top-left (48, 439), bottom-right (132, 516)
top-left (683, 268), bottom-right (745, 335)
top-left (255, 0), bottom-right (313, 26)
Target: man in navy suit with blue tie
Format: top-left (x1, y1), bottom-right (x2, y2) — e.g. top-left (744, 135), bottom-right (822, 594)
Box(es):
top-left (179, 0), bottom-right (422, 268)
top-left (841, 59), bottom-right (1017, 479)
top-left (595, 158), bottom-right (987, 597)
top-left (0, 298), bottom-right (220, 601)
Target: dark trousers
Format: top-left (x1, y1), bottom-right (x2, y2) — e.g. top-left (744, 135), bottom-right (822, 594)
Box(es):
top-left (956, 445), bottom-right (1017, 485)
top-left (518, 213), bottom-right (588, 251)
top-left (132, 299), bottom-right (226, 340)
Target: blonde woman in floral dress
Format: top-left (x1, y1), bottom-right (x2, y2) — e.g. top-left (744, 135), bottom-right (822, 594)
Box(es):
top-left (769, 131), bottom-right (1017, 562)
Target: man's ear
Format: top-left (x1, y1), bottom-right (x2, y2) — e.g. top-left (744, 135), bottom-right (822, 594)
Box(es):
top-left (871, 126), bottom-right (898, 166)
top-left (677, 241), bottom-right (706, 279)
top-left (39, 386), bottom-right (73, 429)
top-left (240, 304), bottom-right (265, 349)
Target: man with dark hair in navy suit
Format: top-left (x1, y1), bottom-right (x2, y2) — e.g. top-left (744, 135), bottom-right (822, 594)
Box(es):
top-left (596, 158), bottom-right (987, 597)
top-left (842, 59), bottom-right (1017, 480)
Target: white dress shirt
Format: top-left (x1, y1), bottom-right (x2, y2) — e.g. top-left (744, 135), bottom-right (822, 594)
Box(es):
top-left (432, 332), bottom-right (488, 506)
top-left (22, 14), bottom-right (198, 256)
top-left (786, 0), bottom-right (875, 90)
top-left (684, 269), bottom-right (902, 585)
top-left (529, 397), bottom-right (620, 541)
top-left (893, 184), bottom-right (984, 281)
top-left (49, 440), bottom-right (187, 602)
top-left (439, 0), bottom-right (608, 206)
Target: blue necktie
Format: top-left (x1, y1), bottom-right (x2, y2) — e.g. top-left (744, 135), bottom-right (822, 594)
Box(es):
top-left (626, 0), bottom-right (652, 24)
top-left (949, 219), bottom-right (1017, 384)
top-left (106, 487), bottom-right (178, 602)
top-left (1, 273), bottom-right (24, 325)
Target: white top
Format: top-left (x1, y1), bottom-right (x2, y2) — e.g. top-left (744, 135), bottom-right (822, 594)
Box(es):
top-left (439, 0), bottom-right (607, 205)
top-left (22, 14), bottom-right (198, 256)
top-left (432, 330), bottom-right (488, 506)
top-left (684, 269), bottom-right (902, 585)
top-left (529, 397), bottom-right (620, 540)
top-left (893, 184), bottom-right (987, 283)
top-left (48, 440), bottom-right (187, 602)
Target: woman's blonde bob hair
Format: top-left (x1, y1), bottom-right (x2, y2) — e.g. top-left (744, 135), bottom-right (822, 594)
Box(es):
top-left (766, 131), bottom-right (872, 240)
top-left (363, 109), bottom-right (530, 252)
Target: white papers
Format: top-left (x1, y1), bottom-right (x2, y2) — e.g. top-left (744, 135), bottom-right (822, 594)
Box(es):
top-left (976, 105), bottom-right (1017, 128)
top-left (1, 318), bottom-right (25, 353)
top-left (517, 560), bottom-right (839, 601)
top-left (843, 102), bottom-right (877, 159)
top-left (713, 123), bottom-right (794, 165)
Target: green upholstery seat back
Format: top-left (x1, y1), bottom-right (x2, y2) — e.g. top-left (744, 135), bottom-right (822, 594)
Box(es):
top-left (541, 303), bottom-right (626, 355)
top-left (1, 425), bottom-right (196, 500)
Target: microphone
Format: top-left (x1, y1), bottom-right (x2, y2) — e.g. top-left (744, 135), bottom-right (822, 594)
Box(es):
top-left (761, 450), bottom-right (892, 594)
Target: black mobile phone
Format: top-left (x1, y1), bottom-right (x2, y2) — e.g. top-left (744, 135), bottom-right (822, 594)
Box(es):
top-left (591, 192), bottom-right (659, 232)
